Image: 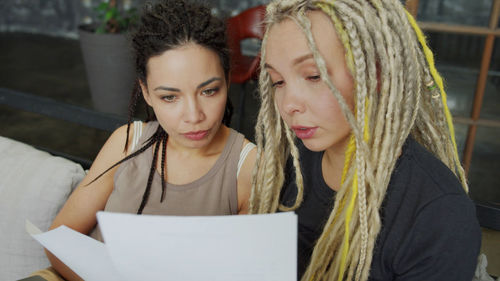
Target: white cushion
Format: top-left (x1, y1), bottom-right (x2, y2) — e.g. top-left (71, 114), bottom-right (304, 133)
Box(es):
top-left (0, 136), bottom-right (85, 280)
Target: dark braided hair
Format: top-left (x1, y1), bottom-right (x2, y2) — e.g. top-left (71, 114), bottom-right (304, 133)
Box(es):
top-left (92, 0), bottom-right (233, 214)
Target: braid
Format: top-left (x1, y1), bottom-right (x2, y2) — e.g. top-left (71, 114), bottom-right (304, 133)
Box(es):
top-left (404, 7), bottom-right (467, 189)
top-left (160, 132), bottom-right (168, 202)
top-left (249, 28), bottom-right (291, 213)
top-left (337, 3), bottom-right (370, 278)
top-left (85, 125), bottom-right (159, 187)
top-left (278, 123), bottom-right (304, 211)
top-left (251, 1), bottom-right (468, 280)
top-left (138, 126), bottom-right (166, 214)
top-left (138, 132), bottom-right (161, 214)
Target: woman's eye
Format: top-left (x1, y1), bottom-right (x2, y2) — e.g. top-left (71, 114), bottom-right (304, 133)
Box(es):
top-left (162, 95), bottom-right (177, 102)
top-left (271, 80), bottom-right (284, 88)
top-left (202, 87), bottom-right (219, 96)
top-left (307, 75), bottom-right (321, 82)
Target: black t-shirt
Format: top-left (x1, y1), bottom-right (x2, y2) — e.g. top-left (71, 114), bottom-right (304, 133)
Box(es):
top-left (280, 138), bottom-right (481, 281)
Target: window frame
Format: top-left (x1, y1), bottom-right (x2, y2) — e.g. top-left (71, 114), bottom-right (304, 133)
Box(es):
top-left (405, 0), bottom-right (500, 230)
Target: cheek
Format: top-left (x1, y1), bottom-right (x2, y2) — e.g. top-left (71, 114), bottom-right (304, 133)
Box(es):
top-left (316, 90), bottom-right (349, 127)
top-left (334, 71), bottom-right (355, 109)
top-left (318, 96), bottom-right (339, 117)
top-left (155, 107), bottom-right (176, 121)
top-left (207, 94), bottom-right (228, 120)
top-left (156, 113), bottom-right (177, 135)
top-left (273, 92), bottom-right (289, 122)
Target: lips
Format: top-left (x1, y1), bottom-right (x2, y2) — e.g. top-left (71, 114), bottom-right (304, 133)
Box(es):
top-left (291, 126), bottom-right (317, 139)
top-left (183, 130), bottom-right (209, 141)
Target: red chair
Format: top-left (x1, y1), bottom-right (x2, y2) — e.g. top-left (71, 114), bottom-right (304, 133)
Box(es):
top-left (226, 5), bottom-right (266, 129)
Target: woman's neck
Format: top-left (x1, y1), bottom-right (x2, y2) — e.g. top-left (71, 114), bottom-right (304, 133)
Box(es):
top-left (156, 125), bottom-right (230, 185)
top-left (322, 137), bottom-right (350, 191)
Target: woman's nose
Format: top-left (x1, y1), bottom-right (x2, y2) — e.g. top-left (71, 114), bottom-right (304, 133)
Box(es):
top-left (280, 86), bottom-right (306, 115)
top-left (184, 98), bottom-right (205, 123)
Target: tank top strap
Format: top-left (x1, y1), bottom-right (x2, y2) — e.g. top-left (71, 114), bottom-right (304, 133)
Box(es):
top-left (219, 128), bottom-right (244, 179)
top-left (133, 121), bottom-right (160, 151)
top-left (130, 121), bottom-right (143, 152)
top-left (237, 142), bottom-right (256, 177)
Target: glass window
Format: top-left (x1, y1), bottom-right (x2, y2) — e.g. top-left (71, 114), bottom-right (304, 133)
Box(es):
top-left (468, 126), bottom-right (500, 205)
top-left (453, 122), bottom-right (468, 161)
top-left (480, 39), bottom-right (500, 120)
top-left (425, 32), bottom-right (484, 117)
top-left (417, 0), bottom-right (492, 26)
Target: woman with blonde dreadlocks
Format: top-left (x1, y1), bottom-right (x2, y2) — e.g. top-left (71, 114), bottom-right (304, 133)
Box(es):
top-left (250, 0), bottom-right (481, 280)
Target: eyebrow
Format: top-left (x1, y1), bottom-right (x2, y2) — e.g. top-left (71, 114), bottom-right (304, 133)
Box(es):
top-left (264, 53), bottom-right (314, 70)
top-left (153, 77), bottom-right (222, 92)
top-left (293, 53), bottom-right (314, 65)
top-left (154, 86), bottom-right (180, 92)
top-left (197, 77), bottom-right (222, 89)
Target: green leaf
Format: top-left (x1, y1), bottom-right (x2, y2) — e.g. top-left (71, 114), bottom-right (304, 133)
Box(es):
top-left (91, 1), bottom-right (140, 33)
top-left (104, 8), bottom-right (119, 21)
top-left (97, 2), bottom-right (108, 11)
top-left (95, 25), bottom-right (106, 34)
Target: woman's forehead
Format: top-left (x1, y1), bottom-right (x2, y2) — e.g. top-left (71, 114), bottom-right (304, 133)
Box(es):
top-left (264, 10), bottom-right (343, 68)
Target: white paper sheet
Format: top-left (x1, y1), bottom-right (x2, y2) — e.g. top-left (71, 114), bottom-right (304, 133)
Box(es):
top-left (27, 221), bottom-right (122, 281)
top-left (28, 212), bottom-right (297, 281)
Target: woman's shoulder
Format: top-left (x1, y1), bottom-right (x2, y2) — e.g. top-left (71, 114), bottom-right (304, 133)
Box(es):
top-left (225, 127), bottom-right (256, 152)
top-left (99, 121), bottom-right (158, 159)
top-left (375, 139), bottom-right (481, 280)
top-left (374, 189), bottom-right (481, 280)
top-left (383, 136), bottom-right (476, 230)
top-left (396, 137), bottom-right (465, 197)
top-left (140, 120), bottom-right (160, 138)
top-left (241, 137), bottom-right (256, 151)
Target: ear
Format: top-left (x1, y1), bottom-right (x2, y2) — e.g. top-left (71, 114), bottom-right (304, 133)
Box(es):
top-left (140, 80), bottom-right (152, 106)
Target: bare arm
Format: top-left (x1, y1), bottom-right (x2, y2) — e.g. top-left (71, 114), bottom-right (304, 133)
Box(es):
top-left (236, 139), bottom-right (257, 214)
top-left (46, 124), bottom-right (134, 281)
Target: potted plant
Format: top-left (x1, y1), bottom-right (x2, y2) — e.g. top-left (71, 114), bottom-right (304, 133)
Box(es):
top-left (78, 0), bottom-right (138, 116)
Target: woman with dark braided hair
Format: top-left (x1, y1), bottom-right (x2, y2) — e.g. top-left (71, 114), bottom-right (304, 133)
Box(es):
top-left (32, 0), bottom-right (256, 280)
top-left (250, 0), bottom-right (481, 280)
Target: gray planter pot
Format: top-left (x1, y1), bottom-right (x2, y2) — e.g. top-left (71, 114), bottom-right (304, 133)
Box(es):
top-left (78, 26), bottom-right (135, 116)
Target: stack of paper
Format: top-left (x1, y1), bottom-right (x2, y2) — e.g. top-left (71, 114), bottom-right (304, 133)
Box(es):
top-left (28, 212), bottom-right (297, 281)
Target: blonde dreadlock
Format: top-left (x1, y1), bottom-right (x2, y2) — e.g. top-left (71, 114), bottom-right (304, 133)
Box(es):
top-left (249, 0), bottom-right (467, 280)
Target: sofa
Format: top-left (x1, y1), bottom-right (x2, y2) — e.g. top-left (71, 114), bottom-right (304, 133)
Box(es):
top-left (0, 136), bottom-right (86, 280)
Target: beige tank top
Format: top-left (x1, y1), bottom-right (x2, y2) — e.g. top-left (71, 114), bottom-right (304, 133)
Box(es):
top-left (90, 121), bottom-right (246, 241)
